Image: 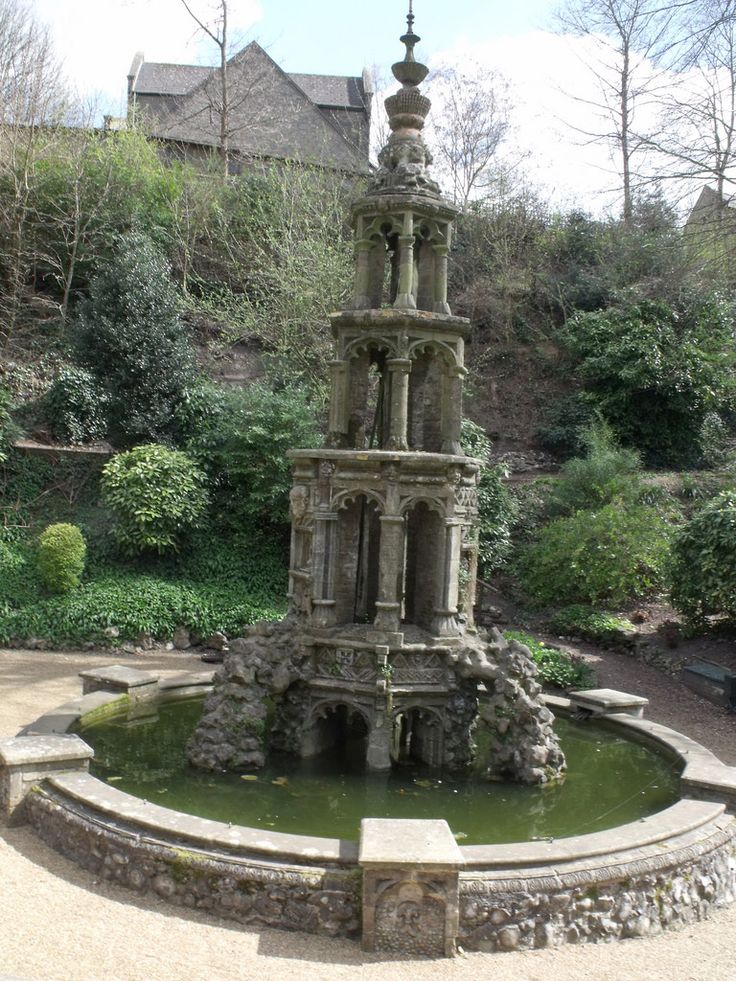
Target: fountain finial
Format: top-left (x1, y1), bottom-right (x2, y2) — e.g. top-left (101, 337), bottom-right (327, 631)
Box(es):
top-left (393, 0), bottom-right (428, 86)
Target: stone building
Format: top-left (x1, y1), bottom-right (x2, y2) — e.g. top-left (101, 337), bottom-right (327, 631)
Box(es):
top-left (126, 44), bottom-right (371, 174)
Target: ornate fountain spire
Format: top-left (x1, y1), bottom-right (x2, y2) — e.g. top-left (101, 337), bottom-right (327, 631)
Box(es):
top-left (369, 2), bottom-right (438, 197)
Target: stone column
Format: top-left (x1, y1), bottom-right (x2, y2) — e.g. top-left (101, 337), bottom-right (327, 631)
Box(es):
top-left (463, 534), bottom-right (479, 627)
top-left (441, 365), bottom-right (465, 455)
top-left (394, 212), bottom-right (416, 309)
top-left (367, 648), bottom-right (392, 772)
top-left (328, 360), bottom-right (350, 444)
top-left (353, 239), bottom-right (374, 309)
top-left (373, 515), bottom-right (405, 632)
top-left (386, 358), bottom-right (411, 450)
top-left (432, 520), bottom-right (461, 637)
top-left (311, 512), bottom-right (338, 628)
top-left (432, 242), bottom-right (451, 315)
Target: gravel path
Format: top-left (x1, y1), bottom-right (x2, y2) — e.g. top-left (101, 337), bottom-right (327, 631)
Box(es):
top-left (1, 646), bottom-right (735, 981)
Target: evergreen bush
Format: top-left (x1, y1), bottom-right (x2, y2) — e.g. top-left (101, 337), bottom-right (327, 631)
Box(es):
top-left (44, 366), bottom-right (110, 444)
top-left (101, 444), bottom-right (209, 555)
top-left (74, 233), bottom-right (196, 445)
top-left (36, 523), bottom-right (86, 593)
top-left (561, 294), bottom-right (736, 465)
top-left (670, 490), bottom-right (736, 624)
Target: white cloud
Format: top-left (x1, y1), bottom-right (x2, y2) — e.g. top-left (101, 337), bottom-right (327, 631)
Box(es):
top-left (428, 30), bottom-right (649, 215)
top-left (35, 0), bottom-right (263, 115)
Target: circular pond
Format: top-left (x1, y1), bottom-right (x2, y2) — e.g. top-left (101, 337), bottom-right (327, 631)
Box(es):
top-left (76, 695), bottom-right (680, 845)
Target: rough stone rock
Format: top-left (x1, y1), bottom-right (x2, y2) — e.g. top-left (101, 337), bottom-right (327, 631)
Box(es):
top-left (449, 628), bottom-right (566, 784)
top-left (204, 631), bottom-right (229, 651)
top-left (173, 627), bottom-right (191, 650)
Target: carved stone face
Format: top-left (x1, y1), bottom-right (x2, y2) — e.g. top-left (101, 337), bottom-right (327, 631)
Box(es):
top-left (289, 485), bottom-right (309, 521)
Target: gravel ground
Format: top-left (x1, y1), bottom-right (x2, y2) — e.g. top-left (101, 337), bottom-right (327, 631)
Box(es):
top-left (1, 646), bottom-right (735, 981)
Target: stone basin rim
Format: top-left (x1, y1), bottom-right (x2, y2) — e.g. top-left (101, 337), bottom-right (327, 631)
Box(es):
top-left (11, 669), bottom-right (736, 867)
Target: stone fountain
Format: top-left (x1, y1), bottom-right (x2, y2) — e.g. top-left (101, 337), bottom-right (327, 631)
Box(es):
top-left (187, 9), bottom-right (564, 787)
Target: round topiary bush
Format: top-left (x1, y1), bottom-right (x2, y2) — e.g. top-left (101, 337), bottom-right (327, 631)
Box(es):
top-left (37, 523), bottom-right (87, 594)
top-left (670, 489), bottom-right (736, 624)
top-left (101, 444), bottom-right (209, 556)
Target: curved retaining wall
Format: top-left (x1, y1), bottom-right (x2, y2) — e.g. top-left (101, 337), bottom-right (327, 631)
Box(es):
top-left (4, 670), bottom-right (736, 954)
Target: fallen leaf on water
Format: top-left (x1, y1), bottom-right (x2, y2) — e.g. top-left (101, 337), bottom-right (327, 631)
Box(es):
top-left (272, 776), bottom-right (289, 786)
top-left (241, 775), bottom-right (259, 782)
top-left (108, 776), bottom-right (123, 782)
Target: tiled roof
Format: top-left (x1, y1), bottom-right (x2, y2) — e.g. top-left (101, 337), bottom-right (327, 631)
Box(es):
top-left (133, 62), bottom-right (210, 96)
top-left (289, 73), bottom-right (367, 110)
top-left (131, 59), bottom-right (366, 111)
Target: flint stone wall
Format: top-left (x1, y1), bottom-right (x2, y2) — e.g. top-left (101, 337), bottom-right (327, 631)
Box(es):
top-left (25, 787), bottom-right (361, 938)
top-left (23, 777), bottom-right (736, 953)
top-left (459, 827), bottom-right (736, 951)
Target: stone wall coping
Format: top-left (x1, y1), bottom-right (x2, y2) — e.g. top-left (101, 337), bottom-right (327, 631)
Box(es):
top-left (359, 818), bottom-right (463, 868)
top-left (570, 688), bottom-right (649, 712)
top-left (46, 771), bottom-right (359, 866)
top-left (78, 665), bottom-right (160, 689)
top-left (0, 734), bottom-right (93, 766)
top-left (287, 448), bottom-right (483, 467)
top-left (601, 712), bottom-right (725, 768)
top-left (19, 690), bottom-right (128, 736)
top-left (459, 798), bottom-right (725, 870)
top-left (158, 671), bottom-right (215, 691)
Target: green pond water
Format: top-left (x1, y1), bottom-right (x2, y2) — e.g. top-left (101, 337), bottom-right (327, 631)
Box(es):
top-left (78, 697), bottom-right (680, 845)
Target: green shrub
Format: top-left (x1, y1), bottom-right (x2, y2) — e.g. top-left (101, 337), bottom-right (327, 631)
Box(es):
top-left (460, 419), bottom-right (518, 575)
top-left (519, 500), bottom-right (671, 607)
top-left (698, 412), bottom-right (731, 469)
top-left (0, 571), bottom-right (284, 647)
top-left (101, 444), bottom-right (209, 555)
top-left (44, 366), bottom-right (110, 444)
top-left (75, 233), bottom-right (196, 445)
top-left (504, 630), bottom-right (594, 690)
top-left (36, 523), bottom-right (87, 593)
top-left (184, 381), bottom-right (320, 534)
top-left (0, 384), bottom-right (13, 463)
top-left (547, 606), bottom-right (636, 644)
top-left (670, 490), bottom-right (736, 624)
top-left (561, 294), bottom-right (736, 465)
top-left (547, 421), bottom-right (642, 516)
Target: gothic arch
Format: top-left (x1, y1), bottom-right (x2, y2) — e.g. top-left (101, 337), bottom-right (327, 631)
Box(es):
top-left (399, 494), bottom-right (446, 517)
top-left (344, 335), bottom-right (400, 361)
top-left (408, 338), bottom-right (458, 368)
top-left (332, 488), bottom-right (386, 514)
top-left (309, 698), bottom-right (371, 729)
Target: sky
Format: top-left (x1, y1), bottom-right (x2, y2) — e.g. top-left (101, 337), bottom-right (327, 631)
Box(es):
top-left (29, 0), bottom-right (643, 215)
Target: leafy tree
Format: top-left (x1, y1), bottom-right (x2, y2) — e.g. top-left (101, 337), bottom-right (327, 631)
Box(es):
top-left (101, 444), bottom-right (209, 556)
top-left (670, 489), bottom-right (736, 624)
top-left (74, 233), bottom-right (196, 445)
top-left (561, 293), bottom-right (736, 464)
